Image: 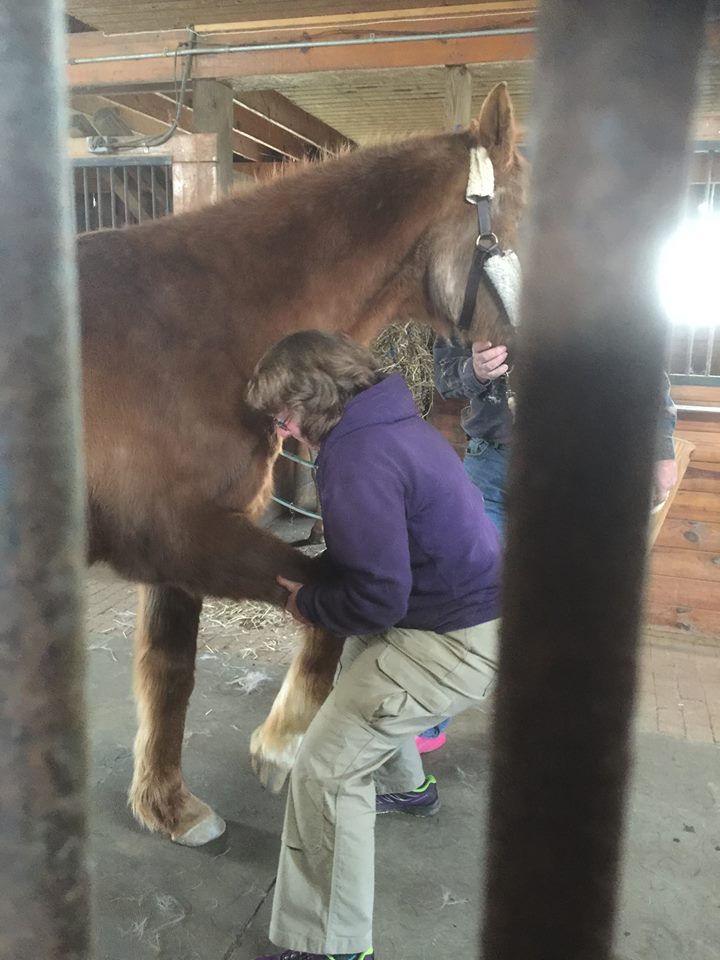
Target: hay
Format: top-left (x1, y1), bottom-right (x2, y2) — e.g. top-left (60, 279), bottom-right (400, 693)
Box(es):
top-left (372, 321), bottom-right (435, 418)
top-left (202, 598), bottom-right (286, 632)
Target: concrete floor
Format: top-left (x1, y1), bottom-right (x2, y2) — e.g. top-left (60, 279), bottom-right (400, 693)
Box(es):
top-left (85, 556), bottom-right (720, 959)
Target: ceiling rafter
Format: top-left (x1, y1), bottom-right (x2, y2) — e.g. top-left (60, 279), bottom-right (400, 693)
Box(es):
top-left (70, 87), bottom-right (352, 161)
top-left (65, 2), bottom-right (536, 35)
top-left (71, 92), bottom-right (270, 161)
top-left (66, 8), bottom-right (537, 91)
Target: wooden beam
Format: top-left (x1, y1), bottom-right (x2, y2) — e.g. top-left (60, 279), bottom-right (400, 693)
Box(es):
top-left (72, 92), bottom-right (180, 139)
top-left (196, 3), bottom-right (537, 32)
top-left (444, 64), bottom-right (473, 131)
top-left (98, 92), bottom-right (266, 161)
top-left (65, 2), bottom-right (536, 35)
top-left (233, 91), bottom-right (352, 153)
top-left (77, 89), bottom-right (348, 159)
top-left (67, 18), bottom-right (536, 90)
top-left (232, 100), bottom-right (312, 159)
top-left (192, 80), bottom-right (234, 195)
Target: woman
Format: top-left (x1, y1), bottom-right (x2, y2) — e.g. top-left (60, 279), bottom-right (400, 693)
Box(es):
top-left (247, 330), bottom-right (501, 960)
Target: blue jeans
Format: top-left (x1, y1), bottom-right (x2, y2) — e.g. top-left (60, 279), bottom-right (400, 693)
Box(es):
top-left (419, 442), bottom-right (507, 744)
top-left (463, 437), bottom-right (509, 541)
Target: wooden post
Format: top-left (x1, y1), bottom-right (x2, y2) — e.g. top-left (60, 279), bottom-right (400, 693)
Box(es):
top-left (444, 64), bottom-right (473, 131)
top-left (192, 79), bottom-right (234, 198)
top-left (0, 1), bottom-right (90, 958)
top-left (481, 2), bottom-right (709, 959)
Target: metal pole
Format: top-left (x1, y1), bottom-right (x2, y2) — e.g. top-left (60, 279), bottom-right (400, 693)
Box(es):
top-left (482, 2), bottom-right (708, 959)
top-left (0, 1), bottom-right (90, 959)
top-left (68, 26), bottom-right (536, 67)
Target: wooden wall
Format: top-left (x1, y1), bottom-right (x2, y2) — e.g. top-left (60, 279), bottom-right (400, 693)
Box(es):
top-left (430, 386), bottom-right (720, 644)
top-left (647, 384), bottom-right (720, 640)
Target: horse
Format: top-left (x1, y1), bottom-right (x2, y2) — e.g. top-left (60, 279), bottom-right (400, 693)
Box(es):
top-left (77, 81), bottom-right (527, 846)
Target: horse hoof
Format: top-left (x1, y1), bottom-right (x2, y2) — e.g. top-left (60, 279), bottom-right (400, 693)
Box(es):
top-left (172, 810), bottom-right (226, 846)
top-left (250, 724), bottom-right (303, 794)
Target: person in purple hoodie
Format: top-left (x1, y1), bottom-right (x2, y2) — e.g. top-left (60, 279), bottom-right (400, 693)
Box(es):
top-left (246, 330), bottom-right (501, 960)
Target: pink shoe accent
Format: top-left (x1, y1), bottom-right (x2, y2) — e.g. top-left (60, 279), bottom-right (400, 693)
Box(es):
top-left (415, 732), bottom-right (447, 754)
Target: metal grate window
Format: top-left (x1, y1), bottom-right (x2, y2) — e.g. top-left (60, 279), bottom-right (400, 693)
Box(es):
top-left (667, 149), bottom-right (720, 386)
top-left (73, 156), bottom-right (173, 233)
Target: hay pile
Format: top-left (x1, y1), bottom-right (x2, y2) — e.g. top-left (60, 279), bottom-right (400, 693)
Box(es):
top-left (372, 321), bottom-right (435, 419)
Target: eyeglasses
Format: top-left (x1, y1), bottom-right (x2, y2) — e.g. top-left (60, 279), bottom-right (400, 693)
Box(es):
top-left (272, 415), bottom-right (290, 431)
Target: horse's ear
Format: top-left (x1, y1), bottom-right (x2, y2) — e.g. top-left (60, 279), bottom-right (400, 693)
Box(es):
top-left (470, 81), bottom-right (516, 170)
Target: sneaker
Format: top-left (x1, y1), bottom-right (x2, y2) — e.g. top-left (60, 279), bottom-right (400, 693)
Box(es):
top-left (375, 774), bottom-right (441, 816)
top-left (415, 731), bottom-right (447, 754)
top-left (255, 952), bottom-right (374, 960)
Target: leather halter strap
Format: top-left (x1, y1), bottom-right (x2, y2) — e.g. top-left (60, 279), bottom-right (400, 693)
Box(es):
top-left (457, 197), bottom-right (502, 332)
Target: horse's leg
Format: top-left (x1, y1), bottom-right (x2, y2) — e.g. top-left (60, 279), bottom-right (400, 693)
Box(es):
top-left (158, 510), bottom-right (341, 794)
top-left (251, 624), bottom-right (342, 793)
top-left (129, 583), bottom-right (225, 846)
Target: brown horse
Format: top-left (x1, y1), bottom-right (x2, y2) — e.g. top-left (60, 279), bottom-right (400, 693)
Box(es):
top-left (78, 82), bottom-right (526, 845)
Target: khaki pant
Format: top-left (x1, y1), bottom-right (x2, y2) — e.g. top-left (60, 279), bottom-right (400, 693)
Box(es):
top-left (269, 620), bottom-right (499, 955)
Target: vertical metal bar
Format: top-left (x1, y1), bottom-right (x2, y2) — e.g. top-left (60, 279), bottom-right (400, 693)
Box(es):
top-left (704, 149), bottom-right (714, 209)
top-left (0, 1), bottom-right (90, 958)
top-left (151, 165), bottom-right (157, 218)
top-left (122, 164), bottom-right (129, 225)
top-left (686, 326), bottom-right (696, 374)
top-left (165, 163), bottom-right (172, 215)
top-left (109, 164), bottom-right (117, 228)
top-left (96, 165), bottom-right (103, 229)
top-left (82, 165), bottom-right (90, 232)
top-left (482, 3), bottom-right (708, 960)
top-left (704, 326), bottom-right (715, 377)
top-left (137, 167), bottom-right (144, 224)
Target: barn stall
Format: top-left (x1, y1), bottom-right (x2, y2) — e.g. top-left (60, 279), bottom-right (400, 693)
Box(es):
top-left (1, 2), bottom-right (719, 959)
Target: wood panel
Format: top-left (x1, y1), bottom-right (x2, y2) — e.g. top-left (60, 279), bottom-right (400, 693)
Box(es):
top-left (645, 601), bottom-right (720, 636)
top-left (673, 429), bottom-right (720, 462)
top-left (655, 516), bottom-right (720, 552)
top-left (672, 385), bottom-right (720, 407)
top-left (65, 1), bottom-right (536, 35)
top-left (682, 460), bottom-right (720, 493)
top-left (67, 18), bottom-right (534, 90)
top-left (646, 574), bottom-right (720, 611)
top-left (647, 397), bottom-right (720, 639)
top-left (649, 546), bottom-right (720, 582)
top-left (668, 489), bottom-right (720, 521)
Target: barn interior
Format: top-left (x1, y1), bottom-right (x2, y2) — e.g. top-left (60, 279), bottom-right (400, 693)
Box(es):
top-left (1, 3), bottom-right (719, 960)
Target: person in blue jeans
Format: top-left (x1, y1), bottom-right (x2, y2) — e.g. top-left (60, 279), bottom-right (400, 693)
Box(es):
top-left (433, 337), bottom-right (679, 538)
top-left (421, 336), bottom-right (679, 752)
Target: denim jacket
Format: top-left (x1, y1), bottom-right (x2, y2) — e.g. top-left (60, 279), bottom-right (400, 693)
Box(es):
top-left (433, 337), bottom-right (676, 460)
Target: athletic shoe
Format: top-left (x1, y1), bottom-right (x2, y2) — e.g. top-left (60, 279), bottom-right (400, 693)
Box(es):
top-left (375, 774), bottom-right (441, 816)
top-left (415, 731), bottom-right (447, 754)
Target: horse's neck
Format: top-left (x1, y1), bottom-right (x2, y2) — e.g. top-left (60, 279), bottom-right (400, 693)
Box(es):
top-left (239, 142), bottom-right (464, 347)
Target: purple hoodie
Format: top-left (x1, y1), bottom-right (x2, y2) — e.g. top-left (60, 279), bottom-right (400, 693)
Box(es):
top-left (296, 373), bottom-right (501, 636)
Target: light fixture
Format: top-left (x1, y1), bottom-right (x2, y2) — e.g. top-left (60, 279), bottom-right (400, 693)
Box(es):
top-left (658, 213), bottom-right (720, 327)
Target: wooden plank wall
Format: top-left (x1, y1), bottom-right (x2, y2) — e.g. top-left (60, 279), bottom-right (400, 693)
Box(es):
top-left (431, 386), bottom-right (720, 644)
top-left (647, 384), bottom-right (720, 640)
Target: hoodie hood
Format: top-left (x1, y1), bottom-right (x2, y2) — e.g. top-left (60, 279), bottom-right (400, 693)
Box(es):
top-left (322, 373), bottom-right (418, 450)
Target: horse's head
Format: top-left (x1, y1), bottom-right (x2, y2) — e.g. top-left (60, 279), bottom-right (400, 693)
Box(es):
top-left (421, 82), bottom-right (528, 347)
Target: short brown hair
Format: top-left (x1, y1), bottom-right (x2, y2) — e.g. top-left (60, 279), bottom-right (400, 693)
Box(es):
top-left (247, 330), bottom-right (383, 445)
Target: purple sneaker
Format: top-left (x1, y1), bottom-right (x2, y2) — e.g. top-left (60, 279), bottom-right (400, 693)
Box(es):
top-left (255, 951), bottom-right (374, 960)
top-left (375, 774), bottom-right (441, 816)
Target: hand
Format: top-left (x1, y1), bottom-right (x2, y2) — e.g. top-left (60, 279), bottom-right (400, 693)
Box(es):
top-left (471, 341), bottom-right (509, 382)
top-left (653, 458), bottom-right (678, 506)
top-left (277, 575), bottom-right (312, 626)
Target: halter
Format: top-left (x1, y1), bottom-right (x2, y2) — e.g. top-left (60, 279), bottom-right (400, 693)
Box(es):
top-left (457, 147), bottom-right (521, 333)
